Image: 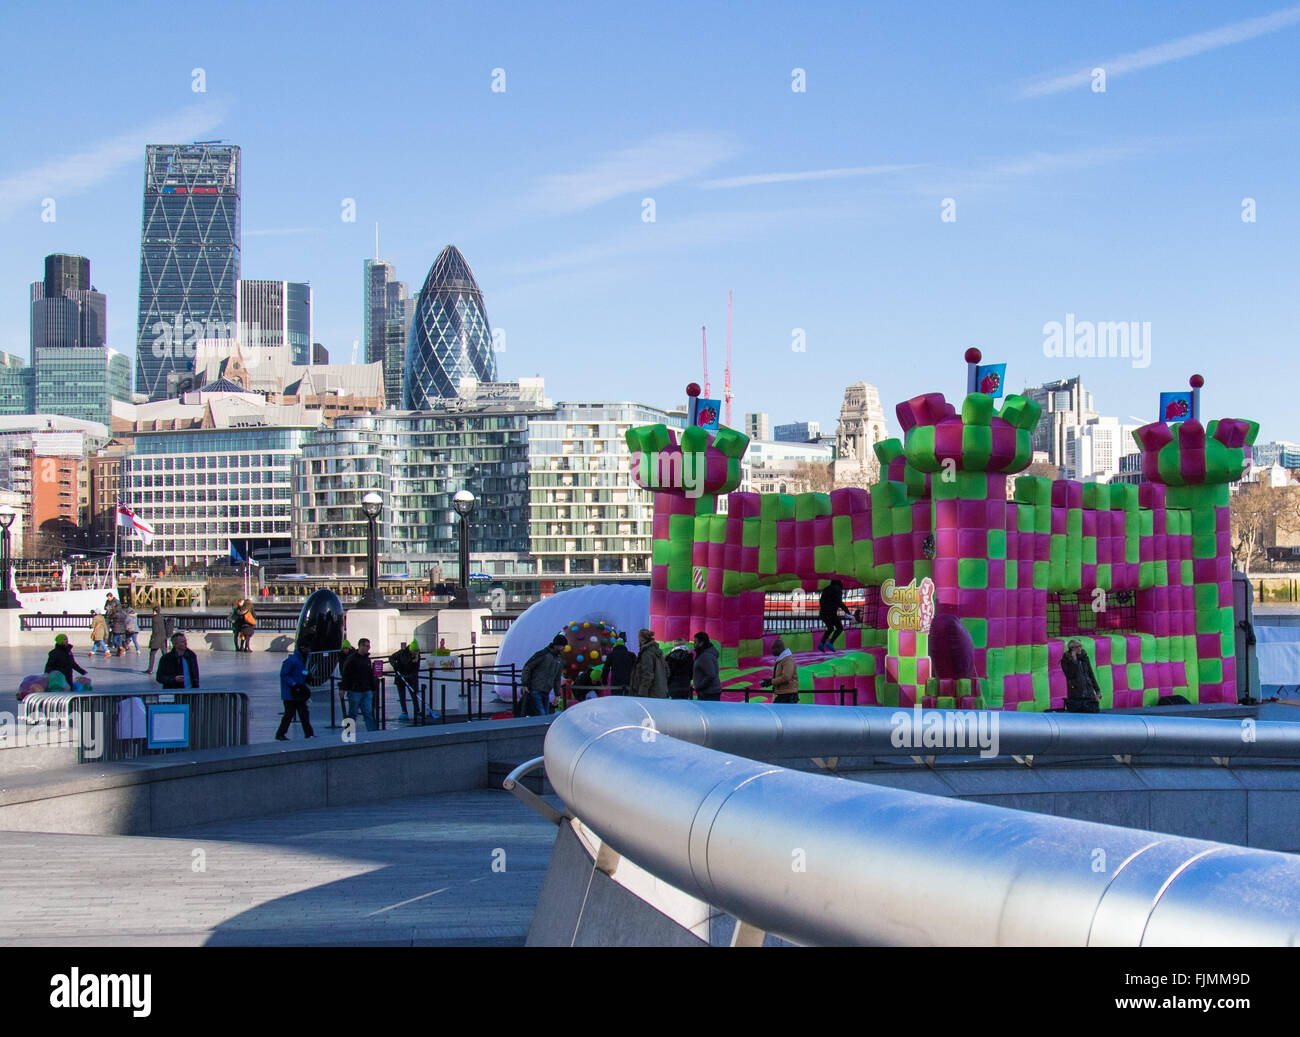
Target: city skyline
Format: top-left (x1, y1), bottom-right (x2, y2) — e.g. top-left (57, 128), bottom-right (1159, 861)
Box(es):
top-left (0, 2), bottom-right (1297, 439)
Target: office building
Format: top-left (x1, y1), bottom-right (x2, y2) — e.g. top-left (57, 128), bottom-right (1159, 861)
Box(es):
top-left (364, 260), bottom-right (409, 402)
top-left (295, 379), bottom-right (551, 578)
top-left (238, 279), bottom-right (313, 365)
top-left (527, 401), bottom-right (681, 578)
top-left (405, 245), bottom-right (497, 408)
top-left (312, 342), bottom-right (328, 364)
top-left (28, 255), bottom-right (129, 426)
top-left (118, 385), bottom-right (320, 569)
top-left (0, 415), bottom-right (107, 551)
top-left (1023, 375), bottom-right (1097, 469)
top-left (0, 353), bottom-right (34, 415)
top-left (745, 412), bottom-right (771, 441)
top-left (1252, 441), bottom-right (1300, 471)
top-left (1064, 417), bottom-right (1140, 482)
top-left (774, 420), bottom-right (820, 443)
top-left (136, 143), bottom-right (241, 400)
top-left (742, 439), bottom-right (835, 494)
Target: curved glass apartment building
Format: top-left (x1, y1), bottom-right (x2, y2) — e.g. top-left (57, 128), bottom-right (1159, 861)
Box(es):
top-left (404, 245), bottom-right (496, 408)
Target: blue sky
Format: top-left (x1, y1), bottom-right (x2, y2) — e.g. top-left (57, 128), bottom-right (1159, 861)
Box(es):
top-left (1, 1), bottom-right (1297, 442)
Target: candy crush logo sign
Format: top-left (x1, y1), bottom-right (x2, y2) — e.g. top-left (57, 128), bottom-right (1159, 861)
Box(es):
top-left (882, 577), bottom-right (935, 631)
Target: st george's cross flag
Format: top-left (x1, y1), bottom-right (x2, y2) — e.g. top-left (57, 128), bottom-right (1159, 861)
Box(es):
top-left (117, 503), bottom-right (155, 546)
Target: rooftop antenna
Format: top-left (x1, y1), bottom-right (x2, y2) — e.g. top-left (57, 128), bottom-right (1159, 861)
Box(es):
top-left (701, 325), bottom-right (710, 398)
top-left (724, 290), bottom-right (733, 427)
top-left (374, 223), bottom-right (379, 263)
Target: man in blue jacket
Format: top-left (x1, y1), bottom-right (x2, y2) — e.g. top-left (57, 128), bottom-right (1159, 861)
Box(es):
top-left (275, 643), bottom-right (315, 740)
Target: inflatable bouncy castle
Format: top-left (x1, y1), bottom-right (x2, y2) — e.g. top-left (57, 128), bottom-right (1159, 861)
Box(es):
top-left (626, 363), bottom-right (1257, 711)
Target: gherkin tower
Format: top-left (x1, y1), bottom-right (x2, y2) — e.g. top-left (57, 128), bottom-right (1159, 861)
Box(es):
top-left (404, 245), bottom-right (496, 409)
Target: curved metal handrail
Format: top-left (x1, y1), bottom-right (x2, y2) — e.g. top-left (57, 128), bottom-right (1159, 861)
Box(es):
top-left (543, 699), bottom-right (1300, 946)
top-left (503, 756), bottom-right (565, 825)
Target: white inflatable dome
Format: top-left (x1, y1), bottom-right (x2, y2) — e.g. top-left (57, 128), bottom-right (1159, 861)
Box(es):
top-left (494, 584), bottom-right (651, 699)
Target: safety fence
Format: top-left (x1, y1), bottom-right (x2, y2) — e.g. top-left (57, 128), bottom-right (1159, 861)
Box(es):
top-left (21, 689), bottom-right (249, 763)
top-left (19, 612), bottom-right (299, 634)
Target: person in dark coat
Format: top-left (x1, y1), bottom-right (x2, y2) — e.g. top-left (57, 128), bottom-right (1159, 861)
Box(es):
top-left (818, 580), bottom-right (854, 652)
top-left (156, 633), bottom-right (200, 689)
top-left (602, 635), bottom-right (637, 695)
top-left (143, 607), bottom-right (169, 674)
top-left (389, 640), bottom-right (432, 719)
top-left (666, 639), bottom-right (694, 699)
top-left (628, 629), bottom-right (668, 698)
top-left (691, 632), bottom-right (722, 701)
top-left (44, 635), bottom-right (88, 689)
top-left (1060, 639), bottom-right (1102, 713)
top-left (275, 644), bottom-right (315, 740)
top-left (340, 637), bottom-right (378, 731)
top-left (520, 635), bottom-right (566, 716)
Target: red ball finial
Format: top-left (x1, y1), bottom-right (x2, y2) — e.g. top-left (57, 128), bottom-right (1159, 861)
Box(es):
top-left (964, 347), bottom-right (982, 364)
top-left (1189, 374), bottom-right (1204, 389)
top-left (686, 382), bottom-right (701, 398)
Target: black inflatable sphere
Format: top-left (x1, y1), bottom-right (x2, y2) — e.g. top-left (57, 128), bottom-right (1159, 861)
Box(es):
top-left (296, 589), bottom-right (344, 655)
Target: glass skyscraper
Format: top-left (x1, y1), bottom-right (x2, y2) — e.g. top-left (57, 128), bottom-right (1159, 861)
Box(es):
top-left (404, 245), bottom-right (497, 409)
top-left (237, 279), bottom-right (313, 365)
top-left (135, 143), bottom-right (241, 400)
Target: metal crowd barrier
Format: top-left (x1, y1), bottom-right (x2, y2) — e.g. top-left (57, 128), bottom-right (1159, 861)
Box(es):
top-left (541, 700), bottom-right (1300, 946)
top-left (21, 689), bottom-right (249, 764)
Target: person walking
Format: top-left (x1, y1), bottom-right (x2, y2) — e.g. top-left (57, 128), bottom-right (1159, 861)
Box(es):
top-left (337, 639), bottom-right (354, 717)
top-left (45, 634), bottom-right (88, 689)
top-left (691, 631), bottom-right (722, 701)
top-left (229, 599), bottom-right (244, 651)
top-left (1060, 639), bottom-right (1102, 713)
top-left (156, 633), bottom-right (199, 689)
top-left (108, 600), bottom-right (128, 657)
top-left (123, 607), bottom-right (140, 653)
top-left (275, 644), bottom-right (316, 741)
top-left (762, 637), bottom-right (800, 704)
top-left (628, 629), bottom-right (669, 698)
top-left (143, 607), bottom-right (169, 674)
top-left (603, 634), bottom-right (637, 695)
top-left (665, 638), bottom-right (694, 699)
top-left (817, 579), bottom-right (854, 653)
top-left (520, 634), bottom-right (565, 716)
top-left (89, 610), bottom-right (108, 657)
top-left (340, 637), bottom-right (378, 732)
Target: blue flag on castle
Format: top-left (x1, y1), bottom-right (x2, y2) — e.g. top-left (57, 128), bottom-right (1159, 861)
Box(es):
top-left (1158, 392), bottom-right (1193, 423)
top-left (974, 363), bottom-right (1007, 398)
top-left (691, 397), bottom-right (722, 432)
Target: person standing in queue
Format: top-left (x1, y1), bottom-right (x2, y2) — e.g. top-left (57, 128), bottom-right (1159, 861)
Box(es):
top-left (762, 637), bottom-right (800, 704)
top-left (691, 631), bottom-right (722, 701)
top-left (665, 638), bottom-right (694, 699)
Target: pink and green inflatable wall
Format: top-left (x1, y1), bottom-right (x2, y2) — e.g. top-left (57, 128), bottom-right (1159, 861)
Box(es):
top-left (626, 374), bottom-right (1257, 711)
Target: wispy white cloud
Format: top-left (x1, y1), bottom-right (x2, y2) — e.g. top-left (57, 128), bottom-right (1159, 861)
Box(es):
top-left (903, 143), bottom-right (1153, 196)
top-left (531, 131), bottom-right (739, 212)
top-left (698, 164), bottom-right (922, 189)
top-left (244, 227), bottom-right (316, 237)
top-left (0, 103), bottom-right (229, 221)
top-left (1021, 5), bottom-right (1300, 97)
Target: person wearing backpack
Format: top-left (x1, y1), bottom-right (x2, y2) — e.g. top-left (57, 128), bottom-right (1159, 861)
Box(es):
top-left (275, 643), bottom-right (316, 740)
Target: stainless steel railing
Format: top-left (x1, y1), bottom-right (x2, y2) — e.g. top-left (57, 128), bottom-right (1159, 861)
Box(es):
top-left (22, 689), bottom-right (250, 763)
top-left (542, 699), bottom-right (1300, 946)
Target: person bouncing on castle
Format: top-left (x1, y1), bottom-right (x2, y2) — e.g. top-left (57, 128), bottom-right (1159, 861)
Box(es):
top-left (761, 638), bottom-right (800, 704)
top-left (628, 629), bottom-right (668, 698)
top-left (45, 634), bottom-right (89, 691)
top-left (691, 632), bottom-right (722, 701)
top-left (817, 579), bottom-right (854, 653)
top-left (520, 634), bottom-right (566, 716)
top-left (603, 632), bottom-right (637, 696)
top-left (666, 639), bottom-right (694, 699)
top-left (1060, 639), bottom-right (1102, 713)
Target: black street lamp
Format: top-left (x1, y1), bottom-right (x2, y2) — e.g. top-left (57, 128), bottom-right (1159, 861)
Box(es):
top-left (452, 489), bottom-right (477, 608)
top-left (0, 506), bottom-right (18, 609)
top-left (357, 491), bottom-right (388, 608)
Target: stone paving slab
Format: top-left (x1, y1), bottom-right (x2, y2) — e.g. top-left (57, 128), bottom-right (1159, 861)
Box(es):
top-left (0, 787), bottom-right (559, 946)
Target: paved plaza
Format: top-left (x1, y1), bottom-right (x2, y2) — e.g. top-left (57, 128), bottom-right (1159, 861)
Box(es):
top-left (0, 644), bottom-right (499, 745)
top-left (0, 787), bottom-right (559, 945)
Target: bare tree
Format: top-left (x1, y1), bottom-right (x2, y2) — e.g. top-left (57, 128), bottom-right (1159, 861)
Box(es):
top-left (1231, 483), bottom-right (1285, 574)
top-left (787, 460), bottom-right (834, 494)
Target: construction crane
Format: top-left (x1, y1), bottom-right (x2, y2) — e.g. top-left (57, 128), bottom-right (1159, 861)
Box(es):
top-left (724, 290), bottom-right (733, 427)
top-left (701, 325), bottom-right (710, 398)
